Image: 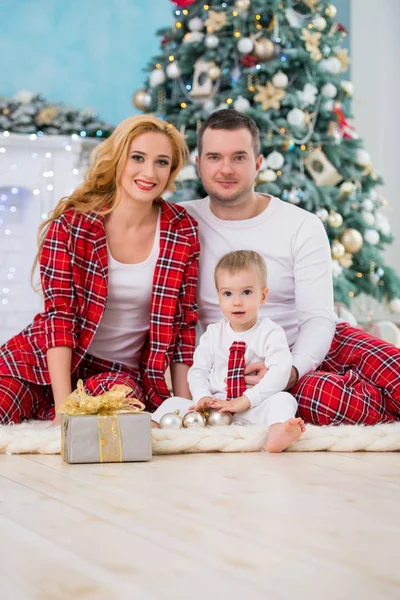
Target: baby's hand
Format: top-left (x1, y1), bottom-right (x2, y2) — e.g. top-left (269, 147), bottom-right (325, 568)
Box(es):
top-left (209, 395), bottom-right (251, 414)
top-left (188, 396), bottom-right (215, 412)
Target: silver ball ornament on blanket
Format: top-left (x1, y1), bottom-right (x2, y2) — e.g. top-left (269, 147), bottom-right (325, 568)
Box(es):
top-left (182, 411), bottom-right (206, 428)
top-left (159, 410), bottom-right (183, 429)
top-left (206, 410), bottom-right (232, 427)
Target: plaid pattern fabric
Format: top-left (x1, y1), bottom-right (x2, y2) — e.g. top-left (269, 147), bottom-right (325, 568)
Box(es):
top-left (0, 200), bottom-right (199, 414)
top-left (0, 353), bottom-right (144, 424)
top-left (226, 341), bottom-right (246, 401)
top-left (292, 322), bottom-right (400, 425)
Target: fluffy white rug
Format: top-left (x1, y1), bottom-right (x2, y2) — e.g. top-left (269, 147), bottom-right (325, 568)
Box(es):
top-left (0, 420), bottom-right (400, 455)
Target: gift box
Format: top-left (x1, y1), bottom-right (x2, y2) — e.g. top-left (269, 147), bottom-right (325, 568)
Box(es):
top-left (60, 380), bottom-right (152, 464)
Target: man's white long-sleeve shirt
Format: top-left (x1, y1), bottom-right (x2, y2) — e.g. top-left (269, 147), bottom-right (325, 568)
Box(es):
top-left (181, 196), bottom-right (336, 379)
top-left (188, 318), bottom-right (292, 407)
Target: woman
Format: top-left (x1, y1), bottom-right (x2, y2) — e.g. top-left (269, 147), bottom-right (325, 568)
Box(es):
top-left (0, 115), bottom-right (199, 425)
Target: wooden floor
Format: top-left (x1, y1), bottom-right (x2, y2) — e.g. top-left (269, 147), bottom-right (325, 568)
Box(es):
top-left (0, 452), bottom-right (399, 600)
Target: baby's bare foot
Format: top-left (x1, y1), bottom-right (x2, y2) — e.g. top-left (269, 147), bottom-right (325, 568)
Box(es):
top-left (267, 418), bottom-right (305, 453)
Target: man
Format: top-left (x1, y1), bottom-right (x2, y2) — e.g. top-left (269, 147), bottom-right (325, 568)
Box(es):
top-left (181, 109), bottom-right (400, 425)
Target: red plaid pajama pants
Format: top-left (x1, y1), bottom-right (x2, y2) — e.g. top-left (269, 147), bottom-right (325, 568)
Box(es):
top-left (291, 322), bottom-right (400, 425)
top-left (0, 353), bottom-right (144, 425)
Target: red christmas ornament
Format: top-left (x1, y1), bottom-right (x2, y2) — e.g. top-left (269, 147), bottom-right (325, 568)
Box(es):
top-left (169, 0), bottom-right (196, 7)
top-left (337, 23), bottom-right (348, 34)
top-left (333, 103), bottom-right (357, 140)
top-left (240, 54), bottom-right (259, 68)
top-left (161, 34), bottom-right (172, 47)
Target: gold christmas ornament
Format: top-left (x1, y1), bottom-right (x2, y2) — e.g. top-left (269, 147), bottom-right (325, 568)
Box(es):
top-left (205, 10), bottom-right (227, 32)
top-left (132, 88), bottom-right (151, 110)
top-left (327, 211), bottom-right (343, 228)
top-left (302, 0), bottom-right (320, 10)
top-left (253, 38), bottom-right (275, 61)
top-left (325, 4), bottom-right (338, 18)
top-left (341, 229), bottom-right (364, 254)
top-left (235, 0), bottom-right (250, 12)
top-left (339, 253), bottom-right (353, 268)
top-left (301, 28), bottom-right (322, 62)
top-left (36, 106), bottom-right (60, 126)
top-left (208, 64), bottom-right (222, 81)
top-left (335, 49), bottom-right (350, 73)
top-left (331, 240), bottom-right (345, 260)
top-left (254, 81), bottom-right (285, 111)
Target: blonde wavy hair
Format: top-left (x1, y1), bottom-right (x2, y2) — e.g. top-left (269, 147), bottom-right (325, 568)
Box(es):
top-left (32, 114), bottom-right (189, 279)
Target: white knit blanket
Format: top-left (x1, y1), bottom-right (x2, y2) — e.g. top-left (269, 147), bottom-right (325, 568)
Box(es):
top-left (0, 420), bottom-right (400, 454)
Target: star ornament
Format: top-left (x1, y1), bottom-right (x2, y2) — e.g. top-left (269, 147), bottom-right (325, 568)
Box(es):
top-left (254, 82), bottom-right (286, 111)
top-left (336, 48), bottom-right (351, 72)
top-left (205, 10), bottom-right (227, 32)
top-left (301, 28), bottom-right (322, 61)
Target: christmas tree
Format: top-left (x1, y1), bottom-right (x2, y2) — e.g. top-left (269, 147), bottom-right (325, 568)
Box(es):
top-left (132, 0), bottom-right (400, 312)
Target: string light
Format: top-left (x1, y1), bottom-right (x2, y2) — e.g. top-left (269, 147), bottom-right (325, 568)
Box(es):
top-left (181, 102), bottom-right (187, 108)
top-left (175, 22), bottom-right (182, 28)
top-left (226, 98), bottom-right (233, 104)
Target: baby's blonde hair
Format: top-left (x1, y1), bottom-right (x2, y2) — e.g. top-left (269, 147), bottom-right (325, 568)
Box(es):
top-left (214, 250), bottom-right (267, 288)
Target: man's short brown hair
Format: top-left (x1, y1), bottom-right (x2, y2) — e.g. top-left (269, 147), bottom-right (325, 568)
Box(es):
top-left (198, 109), bottom-right (261, 157)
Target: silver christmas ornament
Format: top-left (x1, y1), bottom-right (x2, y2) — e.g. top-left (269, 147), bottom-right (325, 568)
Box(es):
top-left (182, 411), bottom-right (206, 428)
top-left (159, 410), bottom-right (183, 429)
top-left (207, 410), bottom-right (232, 427)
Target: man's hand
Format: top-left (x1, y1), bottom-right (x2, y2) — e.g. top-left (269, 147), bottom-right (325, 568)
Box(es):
top-left (243, 361), bottom-right (268, 386)
top-left (188, 396), bottom-right (215, 412)
top-left (285, 366), bottom-right (299, 390)
top-left (209, 395), bottom-right (251, 414)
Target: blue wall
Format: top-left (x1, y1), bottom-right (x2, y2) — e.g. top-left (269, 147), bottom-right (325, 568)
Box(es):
top-left (0, 0), bottom-right (350, 127)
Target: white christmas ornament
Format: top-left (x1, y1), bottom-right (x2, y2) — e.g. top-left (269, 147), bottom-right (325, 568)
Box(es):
top-left (237, 37), bottom-right (254, 54)
top-left (375, 212), bottom-right (391, 236)
top-left (189, 17), bottom-right (204, 31)
top-left (313, 15), bottom-right (327, 31)
top-left (364, 229), bottom-right (380, 245)
top-left (324, 100), bottom-right (335, 112)
top-left (205, 34), bottom-right (219, 48)
top-left (267, 151), bottom-right (285, 170)
top-left (288, 188), bottom-right (300, 204)
top-left (166, 61), bottom-right (181, 79)
top-left (233, 96), bottom-right (251, 112)
top-left (332, 260), bottom-right (344, 278)
top-left (356, 149), bottom-right (371, 167)
top-left (321, 83), bottom-right (337, 98)
top-left (258, 169), bottom-right (277, 183)
top-left (340, 181), bottom-right (356, 195)
top-left (287, 108), bottom-right (306, 127)
top-left (320, 57), bottom-right (342, 74)
top-left (389, 298), bottom-right (400, 314)
top-left (316, 208), bottom-right (329, 222)
top-left (272, 71), bottom-right (289, 88)
top-left (149, 69), bottom-right (166, 88)
top-left (13, 90), bottom-right (35, 104)
top-left (362, 211), bottom-right (375, 226)
top-left (341, 80), bottom-right (354, 96)
top-left (297, 83), bottom-right (318, 107)
top-left (285, 7), bottom-right (304, 28)
top-left (184, 31), bottom-right (204, 44)
top-left (362, 199), bottom-right (374, 212)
